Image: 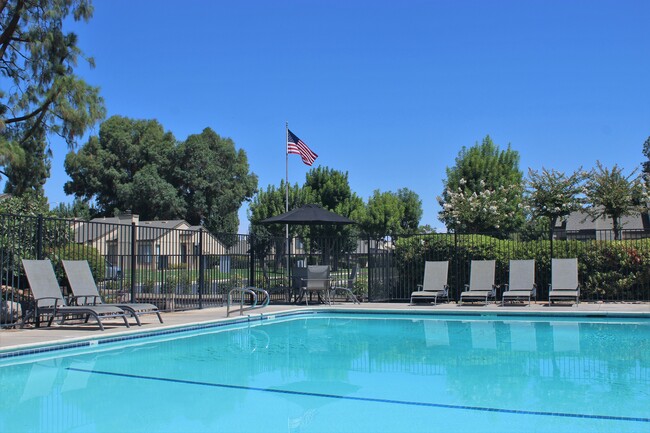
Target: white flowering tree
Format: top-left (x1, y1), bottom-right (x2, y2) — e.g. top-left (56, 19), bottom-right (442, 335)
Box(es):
top-left (584, 162), bottom-right (648, 240)
top-left (438, 179), bottom-right (522, 234)
top-left (525, 167), bottom-right (586, 231)
top-left (438, 136), bottom-right (525, 234)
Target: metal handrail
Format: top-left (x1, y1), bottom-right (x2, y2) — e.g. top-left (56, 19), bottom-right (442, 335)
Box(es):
top-left (226, 286), bottom-right (270, 317)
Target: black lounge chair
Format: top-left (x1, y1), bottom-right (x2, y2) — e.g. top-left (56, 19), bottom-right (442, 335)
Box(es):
top-left (62, 260), bottom-right (163, 325)
top-left (22, 259), bottom-right (130, 331)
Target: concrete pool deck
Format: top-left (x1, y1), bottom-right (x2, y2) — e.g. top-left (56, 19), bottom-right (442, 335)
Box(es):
top-left (2, 301), bottom-right (650, 353)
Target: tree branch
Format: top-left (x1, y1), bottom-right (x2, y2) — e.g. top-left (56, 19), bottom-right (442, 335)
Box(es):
top-left (0, 0), bottom-right (25, 60)
top-left (4, 96), bottom-right (53, 125)
top-left (0, 0), bottom-right (8, 17)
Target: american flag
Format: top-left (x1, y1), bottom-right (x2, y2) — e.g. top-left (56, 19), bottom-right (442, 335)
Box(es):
top-left (287, 129), bottom-right (318, 166)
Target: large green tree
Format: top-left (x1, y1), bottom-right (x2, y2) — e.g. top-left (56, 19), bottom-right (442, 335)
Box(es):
top-left (248, 180), bottom-right (306, 263)
top-left (174, 127), bottom-right (257, 236)
top-left (359, 188), bottom-right (422, 240)
top-left (397, 188), bottom-right (422, 233)
top-left (249, 167), bottom-right (364, 266)
top-left (302, 167), bottom-right (365, 234)
top-left (0, 0), bottom-right (105, 190)
top-left (64, 115), bottom-right (182, 220)
top-left (3, 128), bottom-right (50, 194)
top-left (584, 162), bottom-right (647, 240)
top-left (438, 135), bottom-right (524, 234)
top-left (64, 116), bottom-right (257, 238)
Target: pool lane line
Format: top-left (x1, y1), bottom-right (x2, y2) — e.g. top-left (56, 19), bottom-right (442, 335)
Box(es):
top-left (67, 367), bottom-right (649, 424)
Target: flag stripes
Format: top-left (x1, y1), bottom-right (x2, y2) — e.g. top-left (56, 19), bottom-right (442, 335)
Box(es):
top-left (287, 129), bottom-right (318, 166)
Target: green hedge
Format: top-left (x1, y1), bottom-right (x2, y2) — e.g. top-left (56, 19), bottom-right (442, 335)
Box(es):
top-left (394, 234), bottom-right (650, 300)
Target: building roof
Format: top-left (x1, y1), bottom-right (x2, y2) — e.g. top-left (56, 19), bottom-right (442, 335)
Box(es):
top-left (556, 209), bottom-right (648, 231)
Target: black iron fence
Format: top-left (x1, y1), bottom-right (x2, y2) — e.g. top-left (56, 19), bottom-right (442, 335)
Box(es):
top-left (372, 230), bottom-right (650, 303)
top-left (2, 212), bottom-right (650, 328)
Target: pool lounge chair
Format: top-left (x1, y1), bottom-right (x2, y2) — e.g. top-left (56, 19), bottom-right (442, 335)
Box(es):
top-left (62, 260), bottom-right (163, 325)
top-left (459, 260), bottom-right (497, 305)
top-left (501, 260), bottom-right (536, 306)
top-left (548, 258), bottom-right (580, 305)
top-left (22, 259), bottom-right (130, 331)
top-left (410, 261), bottom-right (449, 305)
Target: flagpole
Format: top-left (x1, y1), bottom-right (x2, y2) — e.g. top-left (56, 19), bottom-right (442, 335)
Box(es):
top-left (285, 122), bottom-right (290, 280)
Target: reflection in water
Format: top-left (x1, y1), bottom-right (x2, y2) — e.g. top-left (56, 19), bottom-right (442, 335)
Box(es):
top-left (423, 320), bottom-right (449, 347)
top-left (550, 322), bottom-right (580, 352)
top-left (470, 320), bottom-right (497, 350)
top-left (1, 316), bottom-right (649, 432)
top-left (508, 322), bottom-right (536, 352)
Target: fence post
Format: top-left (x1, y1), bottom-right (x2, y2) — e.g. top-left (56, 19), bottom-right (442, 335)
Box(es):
top-left (198, 227), bottom-right (204, 309)
top-left (249, 234), bottom-right (255, 288)
top-left (453, 231), bottom-right (459, 302)
top-left (367, 233), bottom-right (372, 301)
top-left (550, 224), bottom-right (554, 261)
top-left (130, 222), bottom-right (136, 301)
top-left (36, 214), bottom-right (43, 260)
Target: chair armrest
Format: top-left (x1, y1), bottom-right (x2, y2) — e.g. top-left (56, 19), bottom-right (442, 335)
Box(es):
top-left (464, 284), bottom-right (469, 292)
top-left (71, 295), bottom-right (102, 306)
top-left (36, 297), bottom-right (64, 308)
top-left (503, 283), bottom-right (510, 292)
top-left (416, 284), bottom-right (423, 292)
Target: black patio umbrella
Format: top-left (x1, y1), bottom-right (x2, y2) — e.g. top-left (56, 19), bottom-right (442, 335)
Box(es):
top-left (260, 204), bottom-right (355, 225)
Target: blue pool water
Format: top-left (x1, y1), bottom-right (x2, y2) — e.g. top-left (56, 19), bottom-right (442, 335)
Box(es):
top-left (1, 312), bottom-right (649, 433)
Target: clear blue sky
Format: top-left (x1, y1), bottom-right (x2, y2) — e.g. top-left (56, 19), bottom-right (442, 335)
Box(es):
top-left (36, 0), bottom-right (650, 232)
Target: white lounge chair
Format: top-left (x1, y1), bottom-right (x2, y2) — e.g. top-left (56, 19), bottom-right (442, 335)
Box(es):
top-left (548, 258), bottom-right (580, 305)
top-left (501, 260), bottom-right (536, 306)
top-left (459, 260), bottom-right (497, 305)
top-left (410, 261), bottom-right (449, 305)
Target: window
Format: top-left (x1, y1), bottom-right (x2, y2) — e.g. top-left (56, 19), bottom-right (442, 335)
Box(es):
top-left (181, 243), bottom-right (188, 264)
top-left (107, 242), bottom-right (118, 265)
top-left (137, 243), bottom-right (152, 264)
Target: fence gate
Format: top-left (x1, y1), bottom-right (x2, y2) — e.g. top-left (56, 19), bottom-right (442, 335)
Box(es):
top-left (367, 239), bottom-right (395, 301)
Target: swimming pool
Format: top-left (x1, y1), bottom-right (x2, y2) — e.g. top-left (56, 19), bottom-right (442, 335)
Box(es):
top-left (1, 312), bottom-right (649, 432)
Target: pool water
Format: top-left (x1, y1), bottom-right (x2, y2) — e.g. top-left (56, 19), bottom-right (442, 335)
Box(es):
top-left (1, 313), bottom-right (649, 432)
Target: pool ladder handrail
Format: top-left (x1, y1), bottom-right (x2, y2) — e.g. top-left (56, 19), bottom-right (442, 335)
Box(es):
top-left (226, 286), bottom-right (270, 317)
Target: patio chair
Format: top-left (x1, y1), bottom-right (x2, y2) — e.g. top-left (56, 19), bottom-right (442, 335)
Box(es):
top-left (299, 265), bottom-right (331, 306)
top-left (22, 259), bottom-right (130, 331)
top-left (410, 261), bottom-right (449, 305)
top-left (261, 263), bottom-right (293, 303)
top-left (548, 258), bottom-right (580, 305)
top-left (330, 265), bottom-right (361, 304)
top-left (459, 260), bottom-right (497, 305)
top-left (291, 266), bottom-right (308, 303)
top-left (62, 260), bottom-right (163, 325)
top-left (501, 260), bottom-right (536, 306)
